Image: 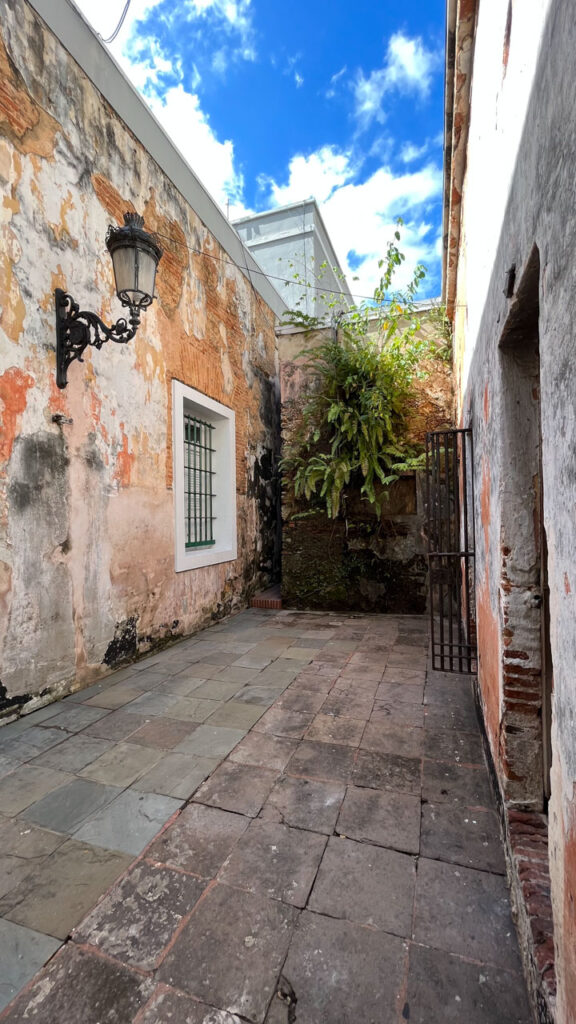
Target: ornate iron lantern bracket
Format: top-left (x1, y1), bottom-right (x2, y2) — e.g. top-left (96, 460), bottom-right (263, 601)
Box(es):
top-left (54, 212), bottom-right (162, 389)
top-left (55, 289), bottom-right (141, 390)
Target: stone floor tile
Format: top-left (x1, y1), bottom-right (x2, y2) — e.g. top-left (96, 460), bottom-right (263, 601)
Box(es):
top-left (175, 663), bottom-right (228, 680)
top-left (260, 775), bottom-right (345, 834)
top-left (336, 784), bottom-right (421, 854)
top-left (424, 676), bottom-right (476, 709)
top-left (232, 651), bottom-right (275, 670)
top-left (0, 855), bottom-right (46, 902)
top-left (168, 697), bottom-right (223, 723)
top-left (0, 818), bottom-right (67, 900)
top-left (286, 740), bottom-right (356, 783)
top-left (414, 858), bottom-right (522, 970)
top-left (190, 651), bottom-right (238, 667)
top-left (189, 679), bottom-right (243, 701)
top-left (29, 734), bottom-right (114, 773)
top-left (421, 803), bottom-right (506, 873)
top-left (423, 728), bottom-right (485, 766)
top-left (309, 836), bottom-right (415, 935)
top-left (79, 742), bottom-right (163, 787)
top-left (424, 703), bottom-right (480, 732)
top-left (0, 727), bottom-right (73, 762)
top-left (63, 679), bottom-right (115, 703)
top-left (405, 943), bottom-right (532, 1024)
top-left (0, 943), bottom-right (153, 1023)
top-left (0, 765), bottom-right (72, 816)
top-left (305, 713), bottom-right (365, 747)
top-left (127, 718), bottom-right (197, 750)
top-left (73, 860), bottom-right (206, 969)
top-left (83, 683), bottom-right (146, 710)
top-left (175, 724), bottom-right (246, 758)
top-left (371, 699), bottom-right (425, 727)
top-left (233, 685), bottom-right (283, 707)
top-left (274, 910), bottom-right (406, 1024)
top-left (332, 674), bottom-right (381, 694)
top-left (257, 663), bottom-right (302, 685)
top-left (254, 706), bottom-right (314, 739)
top-left (220, 819), bottom-right (327, 906)
top-left (206, 700), bottom-right (266, 730)
top-left (0, 919), bottom-right (61, 1013)
top-left (124, 692), bottom-right (185, 717)
top-left (0, 755), bottom-right (19, 779)
top-left (382, 668), bottom-right (426, 686)
top-left (0, 814), bottom-right (65, 860)
top-left (275, 689), bottom-right (326, 714)
top-left (376, 681), bottom-right (425, 704)
top-left (281, 648), bottom-right (318, 662)
top-left (194, 760), bottom-right (279, 817)
top-left (321, 693), bottom-right (374, 720)
top-left (41, 706), bottom-right (110, 734)
top-left (151, 674), bottom-right (207, 696)
top-left (81, 709), bottom-right (151, 742)
top-left (158, 884), bottom-right (298, 1023)
top-left (352, 749), bottom-right (422, 795)
top-left (421, 759), bottom-right (496, 808)
top-left (20, 778), bottom-right (121, 833)
top-left (215, 666), bottom-right (263, 685)
top-left (17, 703), bottom-right (63, 726)
top-left (139, 989), bottom-right (245, 1024)
top-left (286, 672), bottom-right (334, 694)
top-left (361, 721), bottom-right (424, 759)
top-left (146, 802), bottom-right (249, 876)
top-left (132, 753), bottom-right (219, 798)
top-left (73, 790), bottom-right (182, 856)
top-left (230, 732), bottom-right (298, 771)
top-left (0, 839), bottom-right (132, 939)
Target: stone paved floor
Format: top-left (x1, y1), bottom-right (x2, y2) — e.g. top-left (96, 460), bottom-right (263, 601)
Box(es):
top-left (0, 609), bottom-right (533, 1023)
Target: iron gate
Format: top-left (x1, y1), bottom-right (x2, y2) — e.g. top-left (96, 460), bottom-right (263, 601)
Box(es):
top-left (425, 429), bottom-right (477, 673)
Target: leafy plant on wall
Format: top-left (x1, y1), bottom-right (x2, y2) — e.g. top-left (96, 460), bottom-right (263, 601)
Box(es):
top-left (280, 221), bottom-right (449, 520)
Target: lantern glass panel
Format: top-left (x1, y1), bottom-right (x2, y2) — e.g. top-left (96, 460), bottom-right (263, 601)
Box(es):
top-left (112, 244), bottom-right (157, 308)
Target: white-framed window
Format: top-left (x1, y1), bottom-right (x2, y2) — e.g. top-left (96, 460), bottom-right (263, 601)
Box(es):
top-left (172, 379), bottom-right (237, 572)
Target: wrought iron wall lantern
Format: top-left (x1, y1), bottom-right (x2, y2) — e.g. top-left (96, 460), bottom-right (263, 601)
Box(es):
top-left (55, 212), bottom-right (162, 389)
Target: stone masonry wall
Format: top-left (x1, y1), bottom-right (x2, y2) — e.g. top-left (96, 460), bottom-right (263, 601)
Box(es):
top-left (0, 0), bottom-right (280, 713)
top-left (450, 1), bottom-right (576, 1018)
top-left (279, 322), bottom-right (453, 613)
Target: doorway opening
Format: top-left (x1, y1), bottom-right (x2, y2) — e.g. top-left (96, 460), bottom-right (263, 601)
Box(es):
top-left (498, 245), bottom-right (552, 810)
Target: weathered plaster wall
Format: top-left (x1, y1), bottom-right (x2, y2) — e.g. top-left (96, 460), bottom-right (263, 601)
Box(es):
top-left (0, 0), bottom-right (281, 709)
top-left (279, 321), bottom-right (453, 613)
top-left (450, 0), bottom-right (576, 1017)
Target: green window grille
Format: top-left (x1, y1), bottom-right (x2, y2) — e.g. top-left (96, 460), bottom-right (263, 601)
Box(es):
top-left (184, 414), bottom-right (216, 548)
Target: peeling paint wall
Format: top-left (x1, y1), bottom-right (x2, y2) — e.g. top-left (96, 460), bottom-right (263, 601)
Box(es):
top-left (449, 0), bottom-right (576, 1018)
top-left (0, 0), bottom-right (281, 709)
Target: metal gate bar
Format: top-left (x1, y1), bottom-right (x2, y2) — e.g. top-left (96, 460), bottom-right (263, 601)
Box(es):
top-left (425, 429), bottom-right (476, 673)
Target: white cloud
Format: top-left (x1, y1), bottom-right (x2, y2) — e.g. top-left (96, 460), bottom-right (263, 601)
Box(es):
top-left (294, 72), bottom-right (304, 88)
top-left (354, 32), bottom-right (441, 129)
top-left (145, 85), bottom-right (244, 209)
top-left (262, 148), bottom-right (442, 299)
top-left (323, 163), bottom-right (442, 298)
top-left (325, 64), bottom-right (348, 99)
top-left (263, 146), bottom-right (356, 206)
top-left (400, 140), bottom-right (429, 163)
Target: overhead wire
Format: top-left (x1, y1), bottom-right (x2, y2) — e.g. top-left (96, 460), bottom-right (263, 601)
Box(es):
top-left (150, 228), bottom-right (399, 306)
top-left (101, 0), bottom-right (132, 44)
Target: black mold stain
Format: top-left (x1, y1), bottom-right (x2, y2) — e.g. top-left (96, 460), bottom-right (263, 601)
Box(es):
top-left (0, 680), bottom-right (29, 712)
top-left (8, 433), bottom-right (69, 513)
top-left (103, 617), bottom-right (138, 666)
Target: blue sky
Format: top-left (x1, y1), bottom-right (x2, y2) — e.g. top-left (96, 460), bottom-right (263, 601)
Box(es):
top-left (75, 0), bottom-right (446, 302)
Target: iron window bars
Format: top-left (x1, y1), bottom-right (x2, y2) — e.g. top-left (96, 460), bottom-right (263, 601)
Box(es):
top-left (184, 414), bottom-right (216, 548)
